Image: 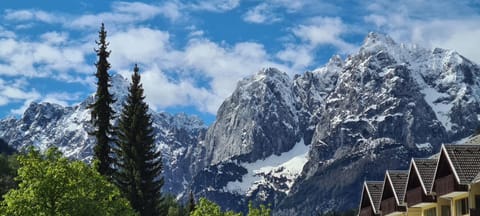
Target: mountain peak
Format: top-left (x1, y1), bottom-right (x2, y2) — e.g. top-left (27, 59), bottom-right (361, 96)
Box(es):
top-left (326, 54), bottom-right (344, 68)
top-left (258, 67), bottom-right (286, 78)
top-left (360, 32), bottom-right (397, 54)
top-left (364, 32), bottom-right (396, 45)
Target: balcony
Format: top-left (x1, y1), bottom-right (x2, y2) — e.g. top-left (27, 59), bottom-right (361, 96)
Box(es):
top-left (359, 206), bottom-right (374, 216)
top-left (471, 208), bottom-right (480, 216)
top-left (434, 174), bottom-right (467, 197)
top-left (380, 197), bottom-right (406, 216)
top-left (405, 186), bottom-right (435, 207)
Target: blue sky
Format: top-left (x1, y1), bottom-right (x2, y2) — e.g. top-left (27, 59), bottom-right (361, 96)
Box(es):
top-left (0, 0), bottom-right (479, 124)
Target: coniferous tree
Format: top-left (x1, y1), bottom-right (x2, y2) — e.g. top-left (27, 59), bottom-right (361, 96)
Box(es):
top-left (187, 191), bottom-right (196, 213)
top-left (115, 64), bottom-right (163, 216)
top-left (89, 23), bottom-right (116, 178)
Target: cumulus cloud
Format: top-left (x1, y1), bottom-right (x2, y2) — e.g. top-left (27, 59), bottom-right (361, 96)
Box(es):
top-left (0, 78), bottom-right (40, 114)
top-left (292, 17), bottom-right (355, 53)
top-left (108, 28), bottom-right (285, 114)
top-left (3, 1), bottom-right (184, 30)
top-left (4, 9), bottom-right (60, 23)
top-left (188, 0), bottom-right (240, 12)
top-left (0, 37), bottom-right (89, 78)
top-left (42, 92), bottom-right (84, 106)
top-left (243, 3), bottom-right (281, 24)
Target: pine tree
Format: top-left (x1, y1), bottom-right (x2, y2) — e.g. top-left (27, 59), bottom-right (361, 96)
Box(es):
top-left (89, 23), bottom-right (116, 178)
top-left (115, 64), bottom-right (163, 216)
top-left (187, 191), bottom-right (196, 213)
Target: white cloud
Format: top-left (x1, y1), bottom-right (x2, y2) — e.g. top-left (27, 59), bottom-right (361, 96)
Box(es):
top-left (159, 2), bottom-right (182, 21)
top-left (108, 27), bottom-right (181, 70)
top-left (42, 92), bottom-right (83, 106)
top-left (140, 65), bottom-right (213, 111)
top-left (4, 9), bottom-right (60, 23)
top-left (4, 2), bottom-right (183, 30)
top-left (40, 32), bottom-right (69, 44)
top-left (407, 19), bottom-right (480, 64)
top-left (243, 3), bottom-right (281, 24)
top-left (276, 45), bottom-right (313, 71)
top-left (0, 35), bottom-right (89, 78)
top-left (0, 26), bottom-right (16, 38)
top-left (0, 78), bottom-right (41, 114)
top-left (188, 0), bottom-right (240, 12)
top-left (292, 17), bottom-right (355, 53)
top-left (69, 2), bottom-right (162, 29)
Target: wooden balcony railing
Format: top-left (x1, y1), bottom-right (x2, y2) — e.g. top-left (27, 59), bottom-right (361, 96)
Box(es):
top-left (405, 186), bottom-right (435, 207)
top-left (380, 197), bottom-right (405, 215)
top-left (359, 206), bottom-right (374, 216)
top-left (434, 174), bottom-right (467, 196)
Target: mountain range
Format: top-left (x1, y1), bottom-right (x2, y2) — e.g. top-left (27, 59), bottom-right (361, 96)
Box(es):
top-left (1, 32), bottom-right (480, 214)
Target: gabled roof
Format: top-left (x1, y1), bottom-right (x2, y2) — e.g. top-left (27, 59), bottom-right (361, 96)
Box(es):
top-left (384, 170), bottom-right (409, 205)
top-left (365, 181), bottom-right (383, 213)
top-left (433, 145), bottom-right (480, 186)
top-left (411, 158), bottom-right (437, 194)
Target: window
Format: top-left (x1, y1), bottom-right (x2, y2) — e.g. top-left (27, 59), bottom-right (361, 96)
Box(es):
top-left (441, 205), bottom-right (450, 216)
top-left (424, 207), bottom-right (436, 216)
top-left (455, 198), bottom-right (469, 215)
top-left (476, 195), bottom-right (480, 209)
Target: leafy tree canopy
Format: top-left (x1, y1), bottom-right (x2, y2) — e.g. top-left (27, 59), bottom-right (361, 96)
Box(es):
top-left (0, 147), bottom-right (137, 216)
top-left (191, 198), bottom-right (271, 216)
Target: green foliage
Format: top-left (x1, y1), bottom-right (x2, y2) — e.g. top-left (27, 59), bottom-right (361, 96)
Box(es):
top-left (0, 147), bottom-right (137, 216)
top-left (115, 64), bottom-right (163, 216)
top-left (191, 198), bottom-right (271, 216)
top-left (89, 23), bottom-right (116, 177)
top-left (247, 202), bottom-right (271, 216)
top-left (160, 195), bottom-right (188, 216)
top-left (0, 153), bottom-right (19, 200)
top-left (192, 198), bottom-right (220, 216)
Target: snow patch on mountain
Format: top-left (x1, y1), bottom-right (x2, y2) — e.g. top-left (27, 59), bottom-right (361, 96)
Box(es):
top-left (420, 86), bottom-right (454, 130)
top-left (225, 139), bottom-right (309, 195)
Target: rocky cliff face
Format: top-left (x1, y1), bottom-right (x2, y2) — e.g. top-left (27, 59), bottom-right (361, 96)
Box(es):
top-left (2, 32), bottom-right (480, 214)
top-left (277, 33), bottom-right (480, 214)
top-left (190, 33), bottom-right (480, 214)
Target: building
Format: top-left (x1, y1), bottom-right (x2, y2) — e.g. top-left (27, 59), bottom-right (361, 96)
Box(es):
top-left (379, 170), bottom-right (408, 216)
top-left (358, 144), bottom-right (480, 216)
top-left (359, 181), bottom-right (383, 216)
top-left (403, 158), bottom-right (437, 215)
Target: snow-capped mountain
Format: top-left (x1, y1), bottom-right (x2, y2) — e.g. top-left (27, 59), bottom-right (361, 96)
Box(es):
top-left (0, 74), bottom-right (207, 196)
top-left (1, 32), bottom-right (480, 214)
top-left (189, 32), bottom-right (480, 214)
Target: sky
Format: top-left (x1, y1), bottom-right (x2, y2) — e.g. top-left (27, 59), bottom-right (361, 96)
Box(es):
top-left (0, 0), bottom-right (479, 124)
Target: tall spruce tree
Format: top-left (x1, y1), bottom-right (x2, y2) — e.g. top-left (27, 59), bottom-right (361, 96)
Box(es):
top-left (187, 191), bottom-right (196, 213)
top-left (89, 23), bottom-right (116, 178)
top-left (115, 64), bottom-right (163, 216)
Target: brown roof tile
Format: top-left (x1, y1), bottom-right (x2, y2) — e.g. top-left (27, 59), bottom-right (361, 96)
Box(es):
top-left (387, 170), bottom-right (409, 204)
top-left (443, 145), bottom-right (480, 185)
top-left (412, 158), bottom-right (437, 193)
top-left (366, 181), bottom-right (383, 212)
